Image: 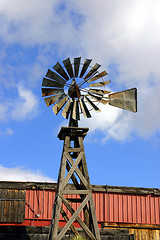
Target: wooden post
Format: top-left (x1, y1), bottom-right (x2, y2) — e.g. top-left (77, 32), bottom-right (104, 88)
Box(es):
top-left (49, 127), bottom-right (101, 240)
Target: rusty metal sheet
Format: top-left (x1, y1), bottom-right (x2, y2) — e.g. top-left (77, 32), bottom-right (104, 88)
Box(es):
top-left (63, 57), bottom-right (74, 78)
top-left (52, 96), bottom-right (68, 115)
top-left (41, 88), bottom-right (64, 97)
top-left (84, 63), bottom-right (101, 80)
top-left (108, 88), bottom-right (137, 112)
top-left (89, 80), bottom-right (111, 88)
top-left (45, 69), bottom-right (66, 84)
top-left (53, 62), bottom-right (69, 81)
top-left (79, 59), bottom-right (92, 78)
top-left (84, 96), bottom-right (101, 112)
top-left (88, 92), bottom-right (108, 105)
top-left (74, 57), bottom-right (81, 77)
top-left (89, 89), bottom-right (111, 95)
top-left (44, 93), bottom-right (66, 107)
top-left (62, 99), bottom-right (73, 119)
top-left (42, 77), bottom-right (64, 88)
top-left (87, 70), bottom-right (107, 83)
top-left (79, 98), bottom-right (91, 118)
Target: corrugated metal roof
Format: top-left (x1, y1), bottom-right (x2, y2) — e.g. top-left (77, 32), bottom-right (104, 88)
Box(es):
top-left (0, 182), bottom-right (160, 226)
top-left (25, 187), bottom-right (160, 225)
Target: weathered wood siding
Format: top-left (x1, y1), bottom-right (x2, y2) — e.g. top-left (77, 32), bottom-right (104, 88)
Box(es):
top-left (0, 188), bottom-right (26, 223)
top-left (104, 223), bottom-right (160, 240)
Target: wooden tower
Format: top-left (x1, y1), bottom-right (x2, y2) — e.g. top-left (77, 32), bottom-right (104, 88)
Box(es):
top-left (41, 57), bottom-right (137, 239)
top-left (48, 127), bottom-right (101, 240)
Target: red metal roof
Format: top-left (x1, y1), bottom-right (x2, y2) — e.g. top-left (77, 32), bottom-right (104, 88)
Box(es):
top-left (25, 189), bottom-right (160, 226)
top-left (0, 182), bottom-right (160, 227)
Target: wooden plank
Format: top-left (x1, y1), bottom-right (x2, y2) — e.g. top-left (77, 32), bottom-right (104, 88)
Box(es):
top-left (0, 189), bottom-right (4, 222)
top-left (4, 189), bottom-right (9, 222)
top-left (10, 189), bottom-right (15, 223)
top-left (78, 137), bottom-right (90, 184)
top-left (89, 196), bottom-right (101, 240)
top-left (18, 190), bottom-right (26, 222)
top-left (58, 193), bottom-right (95, 240)
top-left (14, 190), bottom-right (19, 223)
top-left (61, 190), bottom-right (91, 195)
top-left (67, 147), bottom-right (82, 152)
top-left (51, 195), bottom-right (62, 240)
top-left (50, 136), bottom-right (69, 240)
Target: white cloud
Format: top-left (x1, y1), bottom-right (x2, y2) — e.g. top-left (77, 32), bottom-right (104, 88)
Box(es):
top-left (0, 0), bottom-right (159, 141)
top-left (0, 164), bottom-right (55, 182)
top-left (0, 85), bottom-right (39, 122)
top-left (11, 85), bottom-right (38, 120)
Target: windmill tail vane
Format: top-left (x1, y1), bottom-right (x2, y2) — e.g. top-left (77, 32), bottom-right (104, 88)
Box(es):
top-left (42, 57), bottom-right (137, 127)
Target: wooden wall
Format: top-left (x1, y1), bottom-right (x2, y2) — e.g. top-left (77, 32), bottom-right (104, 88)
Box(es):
top-left (0, 187), bottom-right (26, 223)
top-left (104, 223), bottom-right (160, 240)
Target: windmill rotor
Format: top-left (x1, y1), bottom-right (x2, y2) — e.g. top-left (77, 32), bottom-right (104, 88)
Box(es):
top-left (42, 57), bottom-right (137, 126)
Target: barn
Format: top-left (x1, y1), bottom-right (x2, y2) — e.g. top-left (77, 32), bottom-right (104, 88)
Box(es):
top-left (0, 181), bottom-right (160, 239)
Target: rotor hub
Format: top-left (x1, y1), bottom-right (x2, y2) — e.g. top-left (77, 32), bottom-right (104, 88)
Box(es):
top-left (68, 80), bottom-right (80, 99)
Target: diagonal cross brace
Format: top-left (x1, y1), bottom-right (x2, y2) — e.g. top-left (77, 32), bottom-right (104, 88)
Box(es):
top-left (56, 193), bottom-right (93, 240)
top-left (59, 151), bottom-right (84, 191)
top-left (64, 152), bottom-right (90, 189)
top-left (60, 194), bottom-right (96, 240)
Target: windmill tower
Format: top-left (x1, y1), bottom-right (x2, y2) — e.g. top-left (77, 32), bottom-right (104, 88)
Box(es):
top-left (42, 57), bottom-right (137, 240)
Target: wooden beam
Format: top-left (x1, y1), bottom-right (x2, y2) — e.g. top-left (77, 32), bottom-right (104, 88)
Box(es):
top-left (61, 190), bottom-right (91, 195)
top-left (60, 207), bottom-right (79, 237)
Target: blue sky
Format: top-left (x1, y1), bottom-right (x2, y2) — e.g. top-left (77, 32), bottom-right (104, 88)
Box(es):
top-left (0, 0), bottom-right (159, 188)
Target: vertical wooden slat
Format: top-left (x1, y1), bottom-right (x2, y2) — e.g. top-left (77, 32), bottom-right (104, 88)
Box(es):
top-left (14, 190), bottom-right (19, 223)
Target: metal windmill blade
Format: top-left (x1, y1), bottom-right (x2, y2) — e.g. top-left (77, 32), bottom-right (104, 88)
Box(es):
top-left (87, 71), bottom-right (108, 83)
top-left (74, 57), bottom-right (81, 77)
top-left (53, 62), bottom-right (69, 81)
top-left (42, 57), bottom-right (137, 127)
top-left (79, 59), bottom-right (92, 78)
top-left (63, 57), bottom-right (74, 78)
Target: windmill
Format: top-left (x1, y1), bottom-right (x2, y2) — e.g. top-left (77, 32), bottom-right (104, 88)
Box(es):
top-left (42, 57), bottom-right (137, 240)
